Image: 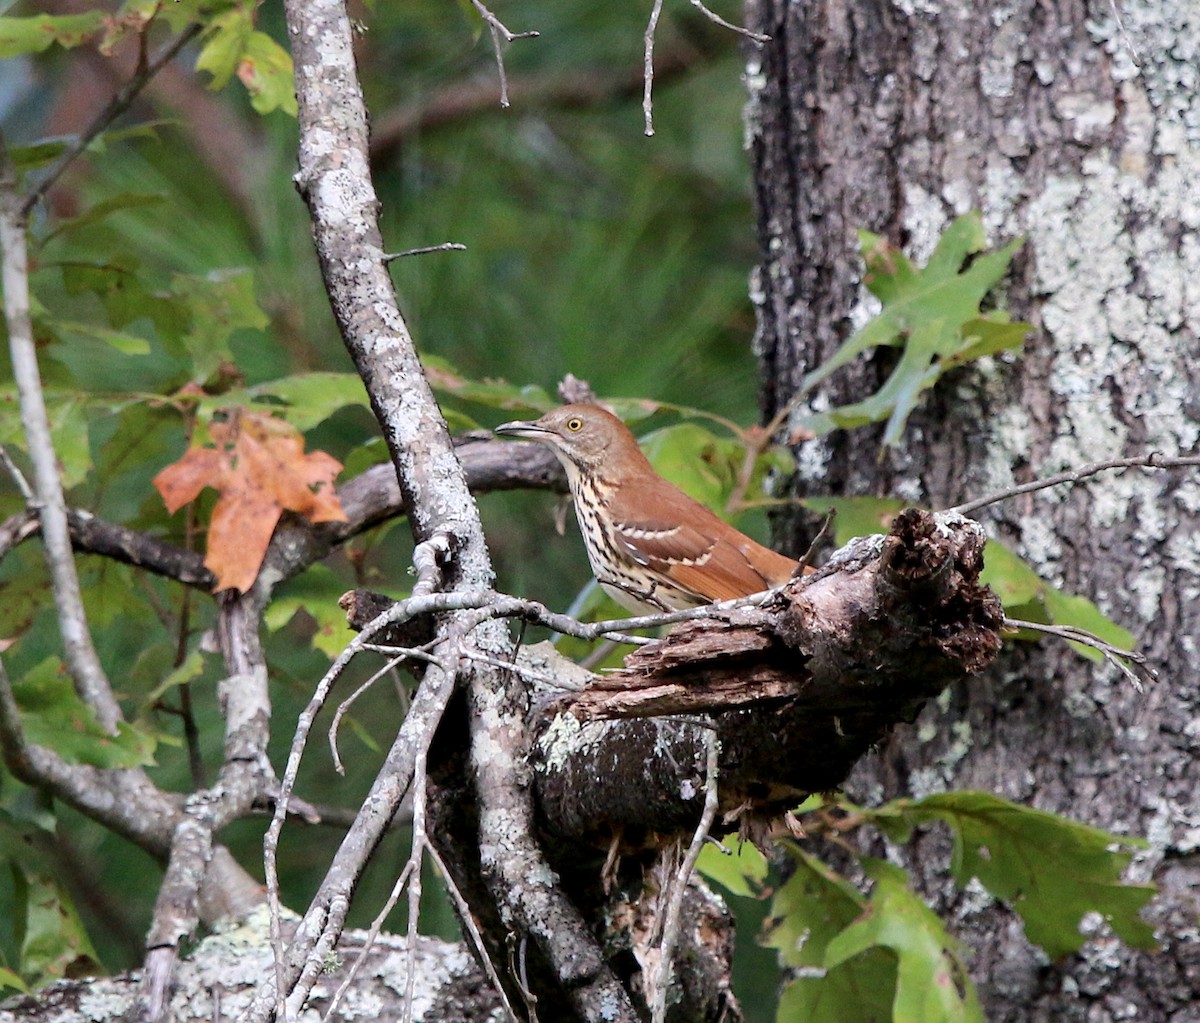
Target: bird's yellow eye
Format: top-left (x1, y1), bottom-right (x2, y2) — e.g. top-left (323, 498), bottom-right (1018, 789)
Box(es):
top-left (566, 417), bottom-right (583, 432)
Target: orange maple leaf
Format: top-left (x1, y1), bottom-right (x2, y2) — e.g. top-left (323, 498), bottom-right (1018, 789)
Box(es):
top-left (154, 410), bottom-right (348, 593)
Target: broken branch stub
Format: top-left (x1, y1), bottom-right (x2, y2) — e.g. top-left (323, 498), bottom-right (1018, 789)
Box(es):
top-left (342, 509), bottom-right (1003, 843)
top-left (537, 509), bottom-right (1004, 837)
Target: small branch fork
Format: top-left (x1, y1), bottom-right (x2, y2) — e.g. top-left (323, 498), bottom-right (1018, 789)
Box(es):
top-left (642, 0), bottom-right (768, 135)
top-left (649, 729), bottom-right (720, 1023)
top-left (467, 0), bottom-right (539, 108)
top-left (948, 453), bottom-right (1200, 515)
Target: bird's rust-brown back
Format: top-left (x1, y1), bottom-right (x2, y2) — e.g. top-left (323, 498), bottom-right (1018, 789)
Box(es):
top-left (494, 403), bottom-right (804, 611)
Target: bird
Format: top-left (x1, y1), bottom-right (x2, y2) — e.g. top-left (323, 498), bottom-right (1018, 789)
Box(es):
top-left (494, 403), bottom-right (804, 614)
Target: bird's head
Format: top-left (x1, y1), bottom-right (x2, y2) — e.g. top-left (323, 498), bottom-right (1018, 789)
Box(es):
top-left (494, 403), bottom-right (643, 475)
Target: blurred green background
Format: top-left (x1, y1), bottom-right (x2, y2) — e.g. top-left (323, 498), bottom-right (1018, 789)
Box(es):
top-left (0, 0), bottom-right (781, 1016)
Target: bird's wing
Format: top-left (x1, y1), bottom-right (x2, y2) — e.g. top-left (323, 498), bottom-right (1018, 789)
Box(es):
top-left (608, 485), bottom-right (798, 602)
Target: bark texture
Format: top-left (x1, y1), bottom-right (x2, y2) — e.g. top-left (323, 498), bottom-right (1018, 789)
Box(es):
top-left (745, 0), bottom-right (1200, 1019)
top-left (0, 913), bottom-right (501, 1023)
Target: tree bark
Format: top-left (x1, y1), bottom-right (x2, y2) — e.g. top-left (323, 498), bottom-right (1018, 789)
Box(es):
top-left (746, 0), bottom-right (1200, 1018)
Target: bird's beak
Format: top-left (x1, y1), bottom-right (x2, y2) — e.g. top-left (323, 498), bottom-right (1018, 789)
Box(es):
top-left (494, 418), bottom-right (549, 439)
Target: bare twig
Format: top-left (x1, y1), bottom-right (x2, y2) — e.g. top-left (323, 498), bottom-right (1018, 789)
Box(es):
top-left (22, 22), bottom-right (203, 216)
top-left (0, 445), bottom-right (33, 501)
top-left (425, 841), bottom-right (521, 1023)
top-left (381, 242), bottom-right (467, 261)
top-left (650, 729), bottom-right (720, 1023)
top-left (468, 0), bottom-right (539, 108)
top-left (686, 0), bottom-right (770, 41)
top-left (643, 0), bottom-right (666, 135)
top-left (329, 647), bottom-right (447, 774)
top-left (1107, 0), bottom-right (1142, 66)
top-left (949, 453), bottom-right (1200, 516)
top-left (1004, 616), bottom-right (1155, 691)
top-left (462, 648), bottom-right (591, 692)
top-left (0, 136), bottom-right (122, 733)
top-left (402, 752), bottom-right (427, 1023)
top-left (411, 531), bottom-right (454, 598)
top-left (320, 859), bottom-right (417, 1023)
top-left (795, 509), bottom-right (835, 576)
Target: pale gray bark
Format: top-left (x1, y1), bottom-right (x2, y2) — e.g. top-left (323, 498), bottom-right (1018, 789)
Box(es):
top-left (0, 914), bottom-right (502, 1023)
top-left (746, 0), bottom-right (1200, 1018)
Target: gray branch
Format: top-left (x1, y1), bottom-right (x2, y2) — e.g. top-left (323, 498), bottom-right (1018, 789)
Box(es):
top-left (0, 140), bottom-right (122, 733)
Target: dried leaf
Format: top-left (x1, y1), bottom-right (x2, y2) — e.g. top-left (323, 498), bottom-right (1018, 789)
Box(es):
top-left (153, 410), bottom-right (347, 592)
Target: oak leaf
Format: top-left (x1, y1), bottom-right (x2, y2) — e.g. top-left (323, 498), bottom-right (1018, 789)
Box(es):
top-left (154, 410), bottom-right (348, 593)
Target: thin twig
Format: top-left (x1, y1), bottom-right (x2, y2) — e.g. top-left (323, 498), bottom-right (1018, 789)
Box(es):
top-left (795, 509), bottom-right (835, 576)
top-left (0, 445), bottom-right (33, 501)
top-left (949, 453), bottom-right (1200, 516)
top-left (650, 729), bottom-right (720, 1023)
top-left (22, 22), bottom-right (203, 216)
top-left (686, 0), bottom-right (770, 42)
top-left (643, 0), bottom-right (666, 135)
top-left (328, 648), bottom-right (446, 774)
top-left (402, 751), bottom-right (427, 1023)
top-left (1004, 616), bottom-right (1155, 691)
top-left (1107, 0), bottom-right (1141, 66)
top-left (425, 841), bottom-right (521, 1023)
top-left (0, 135), bottom-right (122, 733)
top-left (319, 773), bottom-right (422, 1023)
top-left (468, 0), bottom-right (539, 108)
top-left (462, 649), bottom-right (591, 692)
top-left (381, 243), bottom-right (467, 262)
top-left (411, 531), bottom-right (454, 598)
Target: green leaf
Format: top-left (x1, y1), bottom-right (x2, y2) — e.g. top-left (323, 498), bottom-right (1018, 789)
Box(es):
top-left (422, 354), bottom-right (556, 414)
top-left (0, 967), bottom-right (28, 994)
top-left (142, 652), bottom-right (208, 724)
top-left (9, 140), bottom-right (68, 173)
top-left (0, 552), bottom-right (50, 646)
top-left (825, 859), bottom-right (983, 1023)
top-left (870, 792), bottom-right (1156, 959)
top-left (697, 840), bottom-right (768, 899)
top-left (800, 212), bottom-right (1027, 446)
top-left (800, 497), bottom-right (907, 547)
top-left (1041, 587), bottom-right (1136, 664)
top-left (196, 8), bottom-right (252, 90)
top-left (0, 13), bottom-right (104, 57)
top-left (157, 0), bottom-right (212, 33)
top-left (250, 372), bottom-right (372, 431)
top-left (41, 193), bottom-right (166, 246)
top-left (170, 269), bottom-right (269, 380)
top-left (13, 868), bottom-right (101, 986)
top-left (640, 421), bottom-right (791, 520)
top-left (265, 565), bottom-right (355, 658)
top-left (767, 847), bottom-right (896, 1023)
top-left (0, 392), bottom-right (97, 489)
top-left (12, 658), bottom-right (157, 768)
top-left (54, 320), bottom-right (151, 355)
top-left (640, 422), bottom-right (736, 514)
top-left (977, 539), bottom-right (1044, 607)
top-left (797, 503), bottom-right (1134, 659)
top-left (238, 31), bottom-right (297, 116)
top-left (979, 542), bottom-right (1135, 660)
top-left (341, 436), bottom-right (392, 478)
top-left (943, 313), bottom-right (1029, 369)
top-left (55, 256), bottom-right (192, 341)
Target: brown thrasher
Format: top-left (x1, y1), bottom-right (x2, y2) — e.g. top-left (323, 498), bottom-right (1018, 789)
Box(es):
top-left (495, 403), bottom-right (803, 614)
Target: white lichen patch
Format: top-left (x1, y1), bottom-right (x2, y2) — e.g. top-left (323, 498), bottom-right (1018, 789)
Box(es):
top-left (1088, 1), bottom-right (1200, 145)
top-left (890, 0), bottom-right (942, 16)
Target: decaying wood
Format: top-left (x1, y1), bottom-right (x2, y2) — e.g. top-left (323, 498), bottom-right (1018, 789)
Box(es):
top-left (344, 508), bottom-right (1004, 846)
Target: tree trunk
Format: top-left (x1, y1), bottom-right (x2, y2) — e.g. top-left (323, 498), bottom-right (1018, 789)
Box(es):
top-left (746, 0), bottom-right (1200, 1018)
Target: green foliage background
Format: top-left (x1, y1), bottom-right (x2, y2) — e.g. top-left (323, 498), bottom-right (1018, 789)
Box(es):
top-left (0, 0), bottom-right (783, 1012)
top-left (0, 2), bottom-right (1152, 1018)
